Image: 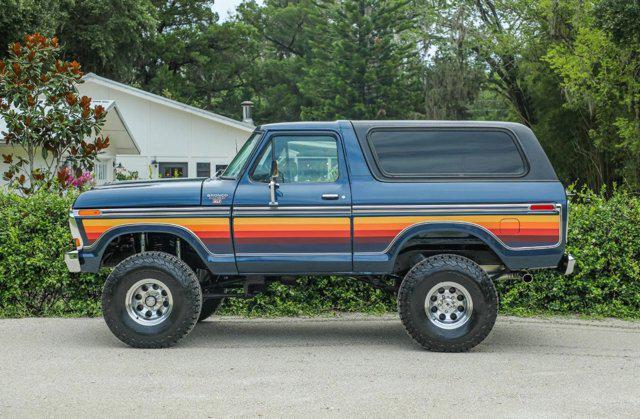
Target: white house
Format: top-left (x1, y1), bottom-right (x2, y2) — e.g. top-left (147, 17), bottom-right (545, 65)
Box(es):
top-left (0, 73), bottom-right (254, 186)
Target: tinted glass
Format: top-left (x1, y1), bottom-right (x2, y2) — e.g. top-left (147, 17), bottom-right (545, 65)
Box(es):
top-left (368, 130), bottom-right (525, 177)
top-left (251, 135), bottom-right (339, 183)
top-left (196, 162), bottom-right (210, 178)
top-left (222, 132), bottom-right (261, 179)
top-left (251, 143), bottom-right (273, 183)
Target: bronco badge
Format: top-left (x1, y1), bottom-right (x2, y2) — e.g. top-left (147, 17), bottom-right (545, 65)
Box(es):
top-left (206, 193), bottom-right (228, 204)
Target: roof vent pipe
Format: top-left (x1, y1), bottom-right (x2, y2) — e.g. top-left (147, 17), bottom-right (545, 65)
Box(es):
top-left (241, 100), bottom-right (254, 125)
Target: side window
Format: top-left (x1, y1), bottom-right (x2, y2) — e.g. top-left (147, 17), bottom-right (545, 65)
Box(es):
top-left (251, 135), bottom-right (339, 183)
top-left (251, 143), bottom-right (273, 183)
top-left (368, 129), bottom-right (526, 177)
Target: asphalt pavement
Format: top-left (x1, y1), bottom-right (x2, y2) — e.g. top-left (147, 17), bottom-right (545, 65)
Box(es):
top-left (0, 315), bottom-right (638, 417)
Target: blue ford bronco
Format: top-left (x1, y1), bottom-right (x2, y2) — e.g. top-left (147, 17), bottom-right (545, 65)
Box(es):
top-left (65, 121), bottom-right (574, 351)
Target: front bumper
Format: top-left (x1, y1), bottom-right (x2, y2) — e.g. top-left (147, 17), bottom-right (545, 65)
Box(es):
top-left (559, 253), bottom-right (575, 276)
top-left (65, 250), bottom-right (81, 273)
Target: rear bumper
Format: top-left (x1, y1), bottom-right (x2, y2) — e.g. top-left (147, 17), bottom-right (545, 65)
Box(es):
top-left (64, 250), bottom-right (81, 273)
top-left (558, 253), bottom-right (575, 276)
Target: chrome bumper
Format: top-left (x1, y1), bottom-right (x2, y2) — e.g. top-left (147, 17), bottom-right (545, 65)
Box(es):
top-left (560, 254), bottom-right (575, 276)
top-left (65, 250), bottom-right (81, 273)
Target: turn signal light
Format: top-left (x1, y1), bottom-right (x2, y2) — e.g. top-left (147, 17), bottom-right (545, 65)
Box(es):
top-left (74, 238), bottom-right (81, 248)
top-left (78, 209), bottom-right (101, 216)
top-left (529, 204), bottom-right (555, 211)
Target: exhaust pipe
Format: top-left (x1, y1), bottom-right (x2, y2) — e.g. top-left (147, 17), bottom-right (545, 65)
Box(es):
top-left (496, 271), bottom-right (534, 282)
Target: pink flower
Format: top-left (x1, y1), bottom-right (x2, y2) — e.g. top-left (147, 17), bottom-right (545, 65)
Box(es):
top-left (64, 170), bottom-right (93, 188)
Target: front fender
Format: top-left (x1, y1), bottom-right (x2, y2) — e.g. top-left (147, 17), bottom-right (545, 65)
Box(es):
top-left (77, 224), bottom-right (236, 274)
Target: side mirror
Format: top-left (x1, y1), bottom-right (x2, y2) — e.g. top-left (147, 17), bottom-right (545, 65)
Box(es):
top-left (270, 159), bottom-right (279, 180)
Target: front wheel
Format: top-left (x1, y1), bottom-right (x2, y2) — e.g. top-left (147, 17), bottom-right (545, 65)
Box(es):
top-left (102, 251), bottom-right (202, 348)
top-left (397, 254), bottom-right (498, 352)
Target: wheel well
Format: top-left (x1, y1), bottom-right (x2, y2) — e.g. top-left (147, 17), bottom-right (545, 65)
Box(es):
top-left (393, 230), bottom-right (504, 276)
top-left (101, 232), bottom-right (206, 271)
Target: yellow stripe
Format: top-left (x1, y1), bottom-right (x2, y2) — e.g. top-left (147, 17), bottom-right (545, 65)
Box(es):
top-left (354, 214), bottom-right (559, 226)
top-left (83, 218), bottom-right (229, 228)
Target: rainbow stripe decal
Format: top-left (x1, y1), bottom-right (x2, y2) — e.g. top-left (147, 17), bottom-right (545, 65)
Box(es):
top-left (77, 206), bottom-right (561, 257)
top-left (81, 217), bottom-right (232, 254)
top-left (354, 214), bottom-right (561, 253)
top-left (233, 217), bottom-right (351, 253)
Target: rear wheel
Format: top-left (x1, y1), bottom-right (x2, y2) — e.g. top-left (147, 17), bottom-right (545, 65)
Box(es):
top-left (398, 254), bottom-right (498, 352)
top-left (102, 251), bottom-right (202, 348)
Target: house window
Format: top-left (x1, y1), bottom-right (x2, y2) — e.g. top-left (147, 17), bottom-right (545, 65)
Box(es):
top-left (197, 162), bottom-right (211, 178)
top-left (159, 162), bottom-right (188, 178)
top-left (95, 162), bottom-right (108, 182)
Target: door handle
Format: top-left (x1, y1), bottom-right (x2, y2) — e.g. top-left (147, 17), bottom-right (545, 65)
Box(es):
top-left (321, 194), bottom-right (339, 200)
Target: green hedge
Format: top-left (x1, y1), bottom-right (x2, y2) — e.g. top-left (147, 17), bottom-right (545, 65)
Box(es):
top-left (1, 188), bottom-right (639, 318)
top-left (0, 191), bottom-right (105, 316)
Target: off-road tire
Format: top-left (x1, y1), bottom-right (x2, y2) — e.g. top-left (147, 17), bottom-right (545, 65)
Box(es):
top-left (398, 254), bottom-right (498, 352)
top-left (102, 251), bottom-right (202, 348)
top-left (198, 298), bottom-right (224, 322)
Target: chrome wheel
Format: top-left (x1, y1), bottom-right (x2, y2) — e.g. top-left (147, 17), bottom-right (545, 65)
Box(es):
top-left (425, 281), bottom-right (473, 330)
top-left (125, 279), bottom-right (173, 326)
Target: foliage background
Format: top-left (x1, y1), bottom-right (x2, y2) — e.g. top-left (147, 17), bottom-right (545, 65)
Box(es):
top-left (1, 189), bottom-right (638, 318)
top-left (1, 0), bottom-right (639, 318)
top-left (1, 0), bottom-right (639, 192)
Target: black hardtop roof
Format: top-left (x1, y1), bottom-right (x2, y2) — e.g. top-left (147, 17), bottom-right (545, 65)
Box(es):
top-left (258, 120), bottom-right (527, 131)
top-left (349, 120), bottom-right (559, 182)
top-left (349, 120), bottom-right (526, 129)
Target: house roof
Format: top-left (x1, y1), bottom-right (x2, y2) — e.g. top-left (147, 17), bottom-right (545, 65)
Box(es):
top-left (0, 100), bottom-right (140, 155)
top-left (82, 73), bottom-right (255, 133)
top-left (94, 100), bottom-right (141, 155)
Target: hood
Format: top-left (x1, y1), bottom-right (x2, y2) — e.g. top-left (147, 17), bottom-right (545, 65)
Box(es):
top-left (73, 178), bottom-right (205, 209)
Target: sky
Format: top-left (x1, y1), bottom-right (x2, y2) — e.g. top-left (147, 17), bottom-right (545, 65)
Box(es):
top-left (213, 0), bottom-right (262, 21)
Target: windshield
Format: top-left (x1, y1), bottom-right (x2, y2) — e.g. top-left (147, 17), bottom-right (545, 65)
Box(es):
top-left (221, 132), bottom-right (262, 179)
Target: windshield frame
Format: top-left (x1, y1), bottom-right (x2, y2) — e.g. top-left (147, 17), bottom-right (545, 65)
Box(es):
top-left (219, 131), bottom-right (263, 180)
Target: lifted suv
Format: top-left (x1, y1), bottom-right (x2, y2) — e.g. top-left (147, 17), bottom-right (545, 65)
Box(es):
top-left (65, 121), bottom-right (574, 351)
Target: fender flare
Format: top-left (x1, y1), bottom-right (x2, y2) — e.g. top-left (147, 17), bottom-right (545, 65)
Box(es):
top-left (385, 222), bottom-right (510, 264)
top-left (83, 224), bottom-right (213, 268)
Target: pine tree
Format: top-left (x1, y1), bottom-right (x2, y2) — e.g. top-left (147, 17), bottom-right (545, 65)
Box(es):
top-left (300, 0), bottom-right (421, 120)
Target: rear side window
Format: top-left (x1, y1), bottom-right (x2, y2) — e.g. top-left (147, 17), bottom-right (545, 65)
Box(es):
top-left (368, 129), bottom-right (526, 178)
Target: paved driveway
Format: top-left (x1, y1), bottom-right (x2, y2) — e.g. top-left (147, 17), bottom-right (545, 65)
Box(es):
top-left (0, 315), bottom-right (638, 417)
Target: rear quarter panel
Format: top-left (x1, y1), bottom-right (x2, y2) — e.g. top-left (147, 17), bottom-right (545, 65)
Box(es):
top-left (339, 121), bottom-right (567, 273)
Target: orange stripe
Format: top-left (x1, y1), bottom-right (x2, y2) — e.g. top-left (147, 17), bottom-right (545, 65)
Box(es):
top-left (81, 217), bottom-right (230, 243)
top-left (235, 217), bottom-right (349, 226)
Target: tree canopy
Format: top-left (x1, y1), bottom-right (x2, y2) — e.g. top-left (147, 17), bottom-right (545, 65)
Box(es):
top-left (1, 0), bottom-right (639, 190)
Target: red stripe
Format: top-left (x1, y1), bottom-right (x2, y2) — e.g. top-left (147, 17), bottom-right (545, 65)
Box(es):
top-left (354, 229), bottom-right (404, 238)
top-left (194, 231), bottom-right (231, 239)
